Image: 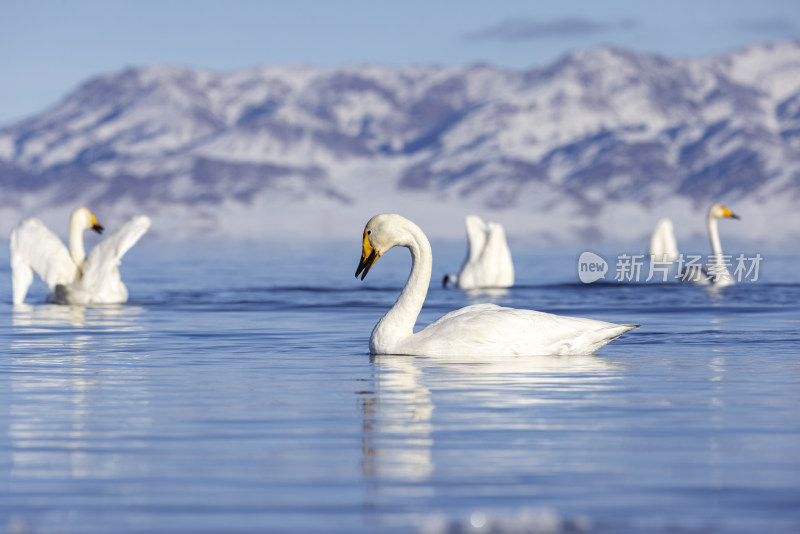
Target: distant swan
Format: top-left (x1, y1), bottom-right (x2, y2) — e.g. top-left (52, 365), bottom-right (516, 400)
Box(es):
top-left (649, 218), bottom-right (679, 263)
top-left (443, 214), bottom-right (514, 289)
top-left (355, 214), bottom-right (638, 356)
top-left (680, 203), bottom-right (740, 286)
top-left (10, 207), bottom-right (151, 305)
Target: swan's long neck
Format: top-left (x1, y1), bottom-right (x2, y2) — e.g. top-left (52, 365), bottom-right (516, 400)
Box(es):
top-left (707, 214), bottom-right (724, 265)
top-left (69, 215), bottom-right (86, 270)
top-left (370, 222), bottom-right (432, 353)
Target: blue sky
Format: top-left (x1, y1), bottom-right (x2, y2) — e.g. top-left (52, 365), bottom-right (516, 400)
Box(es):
top-left (1, 0), bottom-right (797, 126)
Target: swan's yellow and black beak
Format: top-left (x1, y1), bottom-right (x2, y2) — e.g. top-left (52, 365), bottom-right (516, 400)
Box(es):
top-left (355, 232), bottom-right (380, 280)
top-left (722, 206), bottom-right (740, 220)
top-left (90, 214), bottom-right (104, 234)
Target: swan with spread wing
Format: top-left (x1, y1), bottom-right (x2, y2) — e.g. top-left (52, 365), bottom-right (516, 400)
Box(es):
top-left (355, 214), bottom-right (638, 357)
top-left (10, 207), bottom-right (150, 305)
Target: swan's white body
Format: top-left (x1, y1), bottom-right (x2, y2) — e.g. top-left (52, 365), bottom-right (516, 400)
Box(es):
top-left (10, 207), bottom-right (151, 305)
top-left (356, 214), bottom-right (637, 357)
top-left (680, 203), bottom-right (739, 287)
top-left (444, 215), bottom-right (514, 289)
top-left (649, 218), bottom-right (679, 263)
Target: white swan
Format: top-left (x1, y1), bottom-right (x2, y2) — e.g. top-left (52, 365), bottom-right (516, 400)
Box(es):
top-left (649, 218), bottom-right (679, 263)
top-left (680, 203), bottom-right (740, 286)
top-left (10, 207), bottom-right (151, 305)
top-left (355, 214), bottom-right (638, 356)
top-left (443, 214), bottom-right (514, 289)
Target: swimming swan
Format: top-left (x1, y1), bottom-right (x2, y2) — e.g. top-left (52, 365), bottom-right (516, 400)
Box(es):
top-left (355, 214), bottom-right (638, 356)
top-left (443, 214), bottom-right (514, 289)
top-left (680, 203), bottom-right (740, 286)
top-left (649, 218), bottom-right (679, 263)
top-left (10, 207), bottom-right (151, 305)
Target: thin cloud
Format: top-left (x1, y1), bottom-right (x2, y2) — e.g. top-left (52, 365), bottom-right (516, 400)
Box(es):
top-left (463, 16), bottom-right (637, 42)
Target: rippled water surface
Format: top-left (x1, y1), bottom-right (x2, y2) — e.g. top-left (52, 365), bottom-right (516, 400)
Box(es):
top-left (1, 240), bottom-right (798, 534)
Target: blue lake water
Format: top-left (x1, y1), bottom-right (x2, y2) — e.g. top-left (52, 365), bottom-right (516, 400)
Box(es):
top-left (1, 239), bottom-right (798, 533)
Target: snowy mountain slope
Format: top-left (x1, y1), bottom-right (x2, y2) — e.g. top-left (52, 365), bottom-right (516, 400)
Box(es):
top-left (1, 41), bottom-right (798, 244)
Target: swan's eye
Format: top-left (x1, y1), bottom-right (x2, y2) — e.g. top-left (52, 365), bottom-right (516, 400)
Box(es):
top-left (367, 230), bottom-right (371, 236)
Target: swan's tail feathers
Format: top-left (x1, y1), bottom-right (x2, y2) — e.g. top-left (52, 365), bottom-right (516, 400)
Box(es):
top-left (618, 324), bottom-right (640, 336)
top-left (601, 323), bottom-right (639, 343)
top-left (578, 323), bottom-right (639, 354)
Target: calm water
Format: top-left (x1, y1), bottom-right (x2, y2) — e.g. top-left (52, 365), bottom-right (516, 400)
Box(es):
top-left (0, 240), bottom-right (798, 534)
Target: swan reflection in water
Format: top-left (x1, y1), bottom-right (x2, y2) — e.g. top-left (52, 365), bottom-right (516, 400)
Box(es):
top-left (11, 303), bottom-right (149, 362)
top-left (360, 352), bottom-right (621, 486)
top-left (8, 303), bottom-right (150, 488)
top-left (12, 302), bottom-right (146, 335)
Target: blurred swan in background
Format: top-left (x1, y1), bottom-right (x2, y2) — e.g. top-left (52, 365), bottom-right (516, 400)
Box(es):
top-left (649, 218), bottom-right (679, 263)
top-left (10, 207), bottom-right (151, 305)
top-left (356, 214), bottom-right (638, 357)
top-left (679, 203), bottom-right (740, 287)
top-left (443, 214), bottom-right (514, 289)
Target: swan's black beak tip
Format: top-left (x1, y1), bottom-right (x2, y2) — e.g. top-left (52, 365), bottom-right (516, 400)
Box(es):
top-left (355, 250), bottom-right (378, 281)
top-left (92, 224), bottom-right (104, 234)
top-left (355, 263), bottom-right (369, 281)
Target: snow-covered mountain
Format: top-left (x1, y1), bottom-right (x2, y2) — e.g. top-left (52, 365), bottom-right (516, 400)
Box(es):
top-left (1, 41), bottom-right (799, 244)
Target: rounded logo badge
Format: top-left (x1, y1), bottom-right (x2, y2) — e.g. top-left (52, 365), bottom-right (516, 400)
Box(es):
top-left (577, 252), bottom-right (608, 283)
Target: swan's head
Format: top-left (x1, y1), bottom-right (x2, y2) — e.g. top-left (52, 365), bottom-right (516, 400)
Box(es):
top-left (355, 214), bottom-right (414, 280)
top-left (708, 203), bottom-right (740, 221)
top-left (72, 207), bottom-right (104, 234)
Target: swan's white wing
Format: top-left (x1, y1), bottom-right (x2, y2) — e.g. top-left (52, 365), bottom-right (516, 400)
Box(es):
top-left (455, 215), bottom-right (490, 288)
top-left (649, 218), bottom-right (679, 262)
top-left (426, 302), bottom-right (502, 327)
top-left (481, 222), bottom-right (514, 287)
top-left (77, 215), bottom-right (151, 302)
top-left (464, 215), bottom-right (488, 264)
top-left (9, 218), bottom-right (77, 304)
top-left (410, 303), bottom-right (637, 357)
top-left (456, 219), bottom-right (514, 289)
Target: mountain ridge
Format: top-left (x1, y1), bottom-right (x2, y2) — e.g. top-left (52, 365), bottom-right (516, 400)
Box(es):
top-left (1, 40), bottom-right (799, 244)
